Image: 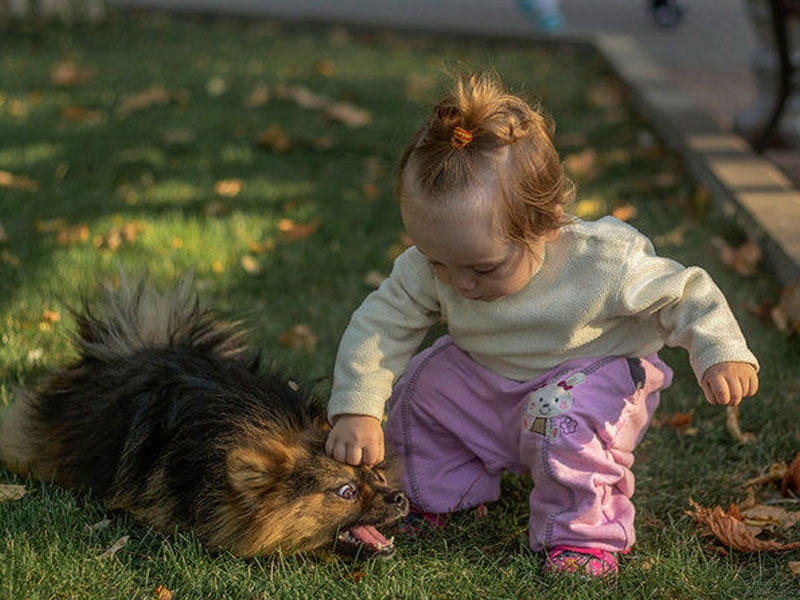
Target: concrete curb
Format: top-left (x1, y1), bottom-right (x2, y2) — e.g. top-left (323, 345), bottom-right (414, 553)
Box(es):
top-left (596, 33), bottom-right (800, 287)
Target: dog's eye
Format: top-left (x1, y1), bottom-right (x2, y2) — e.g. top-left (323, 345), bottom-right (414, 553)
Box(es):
top-left (335, 483), bottom-right (359, 500)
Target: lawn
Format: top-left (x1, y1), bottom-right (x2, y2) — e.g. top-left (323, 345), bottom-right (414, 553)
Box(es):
top-left (1, 10), bottom-right (799, 600)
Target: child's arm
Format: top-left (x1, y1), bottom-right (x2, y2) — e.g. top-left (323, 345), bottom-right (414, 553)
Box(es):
top-left (700, 361), bottom-right (759, 406)
top-left (325, 414), bottom-right (384, 466)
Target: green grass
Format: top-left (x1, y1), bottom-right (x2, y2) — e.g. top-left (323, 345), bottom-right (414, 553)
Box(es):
top-left (1, 11), bottom-right (799, 600)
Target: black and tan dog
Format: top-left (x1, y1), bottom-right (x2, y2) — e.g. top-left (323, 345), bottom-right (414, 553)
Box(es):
top-left (0, 276), bottom-right (407, 557)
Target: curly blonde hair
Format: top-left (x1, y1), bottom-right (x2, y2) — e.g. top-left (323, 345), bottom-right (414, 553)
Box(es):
top-left (397, 73), bottom-right (574, 248)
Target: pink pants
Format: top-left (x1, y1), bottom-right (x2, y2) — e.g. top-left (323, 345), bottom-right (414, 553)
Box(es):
top-left (384, 336), bottom-right (673, 553)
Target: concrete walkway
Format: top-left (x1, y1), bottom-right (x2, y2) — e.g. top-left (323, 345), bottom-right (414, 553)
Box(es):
top-left (112, 0), bottom-right (800, 285)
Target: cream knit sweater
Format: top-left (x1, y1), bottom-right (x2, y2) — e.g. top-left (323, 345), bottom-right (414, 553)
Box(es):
top-left (328, 217), bottom-right (759, 422)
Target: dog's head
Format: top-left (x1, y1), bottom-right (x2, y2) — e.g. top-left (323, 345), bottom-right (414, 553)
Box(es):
top-left (219, 422), bottom-right (408, 558)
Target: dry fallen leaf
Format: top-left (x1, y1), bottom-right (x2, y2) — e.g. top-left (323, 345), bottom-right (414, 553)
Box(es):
top-left (1, 250), bottom-right (20, 267)
top-left (726, 405), bottom-right (756, 444)
top-left (687, 499), bottom-right (800, 553)
top-left (240, 255), bottom-right (262, 276)
top-left (278, 324), bottom-right (318, 353)
top-left (744, 462), bottom-right (788, 489)
top-left (61, 106), bottom-right (104, 124)
top-left (0, 484), bottom-right (26, 502)
top-left (564, 149), bottom-right (596, 177)
top-left (740, 503), bottom-right (800, 532)
top-left (0, 171), bottom-right (39, 191)
top-left (57, 223), bottom-right (90, 246)
top-left (96, 535), bottom-right (130, 559)
top-left (324, 102), bottom-right (371, 128)
top-left (214, 179), bottom-right (243, 197)
top-left (770, 282), bottom-right (800, 335)
top-left (278, 218), bottom-right (319, 241)
top-left (203, 201), bottom-right (230, 217)
top-left (315, 59), bottom-right (336, 77)
top-left (712, 238), bottom-right (762, 276)
top-left (50, 60), bottom-right (94, 87)
top-left (117, 86), bottom-right (173, 117)
top-left (0, 221), bottom-right (7, 243)
top-left (244, 84), bottom-right (270, 108)
top-left (256, 124), bottom-right (291, 152)
top-left (611, 204), bottom-right (637, 222)
top-left (783, 452), bottom-right (800, 496)
top-left (153, 585), bottom-right (174, 600)
top-left (93, 222), bottom-right (145, 251)
top-left (789, 561), bottom-right (800, 577)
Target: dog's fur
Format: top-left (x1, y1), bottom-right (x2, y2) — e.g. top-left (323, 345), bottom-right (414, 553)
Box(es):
top-left (0, 276), bottom-right (407, 557)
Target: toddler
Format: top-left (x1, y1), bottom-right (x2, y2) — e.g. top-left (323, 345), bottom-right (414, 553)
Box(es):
top-left (325, 74), bottom-right (759, 577)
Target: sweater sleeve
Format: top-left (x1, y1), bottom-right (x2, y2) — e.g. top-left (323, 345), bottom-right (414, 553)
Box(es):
top-left (615, 232), bottom-right (759, 383)
top-left (327, 248), bottom-right (442, 422)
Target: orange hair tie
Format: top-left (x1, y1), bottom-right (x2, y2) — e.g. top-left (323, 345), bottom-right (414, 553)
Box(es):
top-left (451, 126), bottom-right (473, 149)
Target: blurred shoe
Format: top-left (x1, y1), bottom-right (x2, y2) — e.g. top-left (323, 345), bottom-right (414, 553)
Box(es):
top-left (543, 545), bottom-right (619, 578)
top-left (517, 0), bottom-right (564, 33)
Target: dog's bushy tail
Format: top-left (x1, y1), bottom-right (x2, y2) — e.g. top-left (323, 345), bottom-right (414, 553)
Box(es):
top-left (74, 273), bottom-right (249, 362)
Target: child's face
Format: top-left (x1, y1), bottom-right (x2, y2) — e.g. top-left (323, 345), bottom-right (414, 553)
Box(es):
top-left (402, 197), bottom-right (555, 302)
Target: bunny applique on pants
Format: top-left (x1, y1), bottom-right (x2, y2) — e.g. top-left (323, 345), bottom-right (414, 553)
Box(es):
top-left (384, 335), bottom-right (673, 553)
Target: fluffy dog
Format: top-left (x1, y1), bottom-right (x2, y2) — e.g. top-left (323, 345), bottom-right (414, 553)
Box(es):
top-left (0, 276), bottom-right (408, 557)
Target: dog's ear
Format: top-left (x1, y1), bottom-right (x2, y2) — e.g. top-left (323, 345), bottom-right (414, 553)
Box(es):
top-left (312, 414), bottom-right (332, 433)
top-left (227, 436), bottom-right (301, 494)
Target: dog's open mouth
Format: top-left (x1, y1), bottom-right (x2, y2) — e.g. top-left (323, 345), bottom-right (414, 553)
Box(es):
top-left (336, 524), bottom-right (396, 557)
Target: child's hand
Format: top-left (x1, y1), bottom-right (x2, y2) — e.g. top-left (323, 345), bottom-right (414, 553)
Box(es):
top-left (700, 361), bottom-right (759, 406)
top-left (325, 414), bottom-right (385, 466)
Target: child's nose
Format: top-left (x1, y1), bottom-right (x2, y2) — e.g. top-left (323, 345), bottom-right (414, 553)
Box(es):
top-left (452, 270), bottom-right (477, 292)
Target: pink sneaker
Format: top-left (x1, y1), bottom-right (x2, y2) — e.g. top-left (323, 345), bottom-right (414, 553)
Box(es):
top-left (543, 545), bottom-right (619, 578)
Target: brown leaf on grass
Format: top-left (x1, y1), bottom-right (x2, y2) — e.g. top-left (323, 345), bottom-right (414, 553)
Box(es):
top-left (744, 462), bottom-right (788, 489)
top-left (564, 149), bottom-right (596, 177)
top-left (57, 224), bottom-right (90, 246)
top-left (240, 255), bottom-right (262, 276)
top-left (214, 179), bottom-right (243, 197)
top-left (278, 218), bottom-right (319, 241)
top-left (61, 106), bottom-right (104, 124)
top-left (324, 102), bottom-right (371, 128)
top-left (687, 499), bottom-right (800, 553)
top-left (96, 535), bottom-right (130, 560)
top-left (790, 561), bottom-right (800, 576)
top-left (0, 221), bottom-right (7, 243)
top-left (665, 412), bottom-right (697, 435)
top-left (273, 84), bottom-right (371, 127)
top-left (711, 238), bottom-right (762, 276)
top-left (783, 452), bottom-right (800, 496)
top-left (0, 484), bottom-right (26, 502)
top-left (770, 282), bottom-right (800, 335)
top-left (244, 84), bottom-right (270, 108)
top-left (153, 585), bottom-right (174, 600)
top-left (0, 171), bottom-right (39, 191)
top-left (726, 405), bottom-right (756, 444)
top-left (93, 222), bottom-right (145, 251)
top-left (740, 504), bottom-right (800, 532)
top-left (611, 204), bottom-right (637, 222)
top-left (117, 86), bottom-right (173, 117)
top-left (1, 250), bottom-right (20, 267)
top-left (256, 124), bottom-right (291, 152)
top-left (162, 127), bottom-right (197, 147)
top-left (50, 60), bottom-right (94, 87)
top-left (203, 201), bottom-right (230, 217)
top-left (278, 324), bottom-right (318, 353)
top-left (314, 59), bottom-right (336, 77)
top-left (248, 239), bottom-right (276, 254)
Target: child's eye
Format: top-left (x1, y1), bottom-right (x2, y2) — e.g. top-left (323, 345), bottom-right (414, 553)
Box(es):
top-left (473, 264), bottom-right (500, 275)
top-left (335, 483), bottom-right (359, 500)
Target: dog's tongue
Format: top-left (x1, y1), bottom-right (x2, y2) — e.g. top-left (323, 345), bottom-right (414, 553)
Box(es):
top-left (347, 525), bottom-right (393, 552)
